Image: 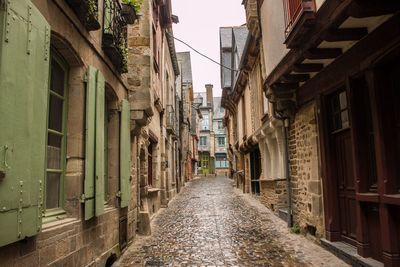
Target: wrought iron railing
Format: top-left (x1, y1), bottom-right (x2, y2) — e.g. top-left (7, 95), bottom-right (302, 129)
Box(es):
top-left (102, 0), bottom-right (128, 73)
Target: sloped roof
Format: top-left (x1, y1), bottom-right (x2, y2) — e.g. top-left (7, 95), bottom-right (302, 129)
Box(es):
top-left (233, 26), bottom-right (249, 63)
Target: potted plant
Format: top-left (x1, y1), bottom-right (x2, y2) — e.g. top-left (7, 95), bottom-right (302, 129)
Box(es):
top-left (121, 0), bottom-right (142, 24)
top-left (84, 0), bottom-right (101, 30)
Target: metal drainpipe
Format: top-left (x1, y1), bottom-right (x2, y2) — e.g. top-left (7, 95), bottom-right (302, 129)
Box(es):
top-left (269, 97), bottom-right (293, 228)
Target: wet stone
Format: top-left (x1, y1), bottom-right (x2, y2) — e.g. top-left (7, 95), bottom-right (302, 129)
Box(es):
top-left (116, 177), bottom-right (348, 267)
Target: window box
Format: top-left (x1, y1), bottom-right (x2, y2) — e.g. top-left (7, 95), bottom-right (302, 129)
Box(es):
top-left (65, 0), bottom-right (101, 31)
top-left (121, 3), bottom-right (138, 24)
top-left (283, 0), bottom-right (316, 48)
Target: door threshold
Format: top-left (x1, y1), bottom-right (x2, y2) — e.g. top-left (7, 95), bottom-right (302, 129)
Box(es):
top-left (321, 239), bottom-right (383, 267)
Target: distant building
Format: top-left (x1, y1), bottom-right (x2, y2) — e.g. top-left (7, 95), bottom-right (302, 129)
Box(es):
top-left (196, 85), bottom-right (214, 175)
top-left (213, 97), bottom-right (229, 176)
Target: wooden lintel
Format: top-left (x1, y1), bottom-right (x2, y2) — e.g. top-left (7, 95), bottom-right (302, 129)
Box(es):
top-left (272, 82), bottom-right (299, 91)
top-left (324, 28), bottom-right (368, 42)
top-left (349, 0), bottom-right (400, 18)
top-left (281, 74), bottom-right (310, 83)
top-left (293, 63), bottom-right (324, 73)
top-left (305, 48), bottom-right (342, 60)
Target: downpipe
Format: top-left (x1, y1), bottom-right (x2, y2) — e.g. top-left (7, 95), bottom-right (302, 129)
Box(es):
top-left (270, 101), bottom-right (293, 228)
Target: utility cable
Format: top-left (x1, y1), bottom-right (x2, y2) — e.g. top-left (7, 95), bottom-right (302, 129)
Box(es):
top-left (166, 32), bottom-right (239, 73)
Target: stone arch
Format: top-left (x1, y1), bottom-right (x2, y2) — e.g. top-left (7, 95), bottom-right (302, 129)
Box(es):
top-left (51, 31), bottom-right (84, 67)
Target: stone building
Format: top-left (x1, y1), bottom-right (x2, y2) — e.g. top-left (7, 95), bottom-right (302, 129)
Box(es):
top-left (0, 0), bottom-right (137, 265)
top-left (128, 0), bottom-right (180, 235)
top-left (176, 51), bottom-right (194, 183)
top-left (223, 0), bottom-right (400, 266)
top-left (196, 85), bottom-right (215, 176)
top-left (260, 0), bottom-right (400, 265)
top-left (213, 97), bottom-right (229, 177)
top-left (0, 0), bottom-right (181, 265)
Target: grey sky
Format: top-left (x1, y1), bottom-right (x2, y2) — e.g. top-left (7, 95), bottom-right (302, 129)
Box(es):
top-left (172, 0), bottom-right (246, 96)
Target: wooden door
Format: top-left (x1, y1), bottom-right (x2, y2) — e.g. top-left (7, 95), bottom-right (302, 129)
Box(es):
top-left (332, 129), bottom-right (357, 244)
top-left (328, 90), bottom-right (357, 245)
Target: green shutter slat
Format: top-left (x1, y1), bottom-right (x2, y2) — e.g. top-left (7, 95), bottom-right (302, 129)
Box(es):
top-left (120, 99), bottom-right (131, 208)
top-left (0, 0), bottom-right (50, 246)
top-left (84, 66), bottom-right (97, 220)
top-left (95, 70), bottom-right (105, 216)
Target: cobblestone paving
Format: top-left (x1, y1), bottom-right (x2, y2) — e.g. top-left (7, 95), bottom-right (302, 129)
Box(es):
top-left (116, 176), bottom-right (348, 267)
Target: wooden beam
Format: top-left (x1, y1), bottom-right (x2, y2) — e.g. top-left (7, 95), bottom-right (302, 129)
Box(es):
top-left (293, 63), bottom-right (324, 73)
top-left (281, 74), bottom-right (310, 83)
top-left (324, 28), bottom-right (368, 42)
top-left (305, 48), bottom-right (342, 60)
top-left (349, 0), bottom-right (400, 18)
top-left (272, 82), bottom-right (299, 91)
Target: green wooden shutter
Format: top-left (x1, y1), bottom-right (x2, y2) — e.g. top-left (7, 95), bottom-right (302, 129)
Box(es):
top-left (84, 67), bottom-right (106, 220)
top-left (120, 99), bottom-right (131, 208)
top-left (0, 0), bottom-right (50, 246)
top-left (84, 66), bottom-right (97, 220)
top-left (95, 70), bottom-right (105, 216)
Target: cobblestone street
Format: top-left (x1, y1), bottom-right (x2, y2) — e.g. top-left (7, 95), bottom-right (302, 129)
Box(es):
top-left (116, 176), bottom-right (348, 267)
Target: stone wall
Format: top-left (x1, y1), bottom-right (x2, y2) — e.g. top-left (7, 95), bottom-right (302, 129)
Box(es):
top-left (288, 102), bottom-right (324, 238)
top-left (0, 209), bottom-right (120, 266)
top-left (260, 179), bottom-right (287, 212)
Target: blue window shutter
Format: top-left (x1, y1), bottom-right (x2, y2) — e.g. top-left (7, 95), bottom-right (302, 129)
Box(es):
top-left (0, 0), bottom-right (50, 246)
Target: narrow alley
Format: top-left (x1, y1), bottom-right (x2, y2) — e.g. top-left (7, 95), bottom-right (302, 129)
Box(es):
top-left (116, 176), bottom-right (347, 267)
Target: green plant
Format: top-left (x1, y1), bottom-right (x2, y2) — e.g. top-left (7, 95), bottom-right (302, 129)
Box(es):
top-left (122, 0), bottom-right (143, 13)
top-left (86, 0), bottom-right (98, 21)
top-left (290, 223), bottom-right (301, 234)
top-left (119, 37), bottom-right (129, 73)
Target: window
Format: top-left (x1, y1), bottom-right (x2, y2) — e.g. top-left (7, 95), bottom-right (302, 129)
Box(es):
top-left (329, 90), bottom-right (349, 132)
top-left (46, 52), bottom-right (68, 212)
top-left (217, 121), bottom-right (224, 130)
top-left (283, 0), bottom-right (316, 37)
top-left (218, 137), bottom-right (226, 147)
top-left (215, 154), bottom-right (228, 168)
top-left (201, 114), bottom-right (209, 130)
top-left (200, 136), bottom-right (207, 146)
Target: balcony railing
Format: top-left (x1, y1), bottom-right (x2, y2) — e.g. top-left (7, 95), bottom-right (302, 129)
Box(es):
top-left (102, 0), bottom-right (128, 73)
top-left (166, 105), bottom-right (177, 135)
top-left (283, 0), bottom-right (316, 47)
top-left (65, 0), bottom-right (101, 31)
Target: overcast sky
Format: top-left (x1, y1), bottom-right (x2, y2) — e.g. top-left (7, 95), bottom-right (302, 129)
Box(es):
top-left (172, 0), bottom-right (246, 96)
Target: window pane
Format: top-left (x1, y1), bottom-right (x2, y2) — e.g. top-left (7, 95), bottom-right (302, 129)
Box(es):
top-left (50, 59), bottom-right (65, 96)
top-left (330, 94), bottom-right (340, 113)
top-left (339, 91), bottom-right (347, 110)
top-left (47, 133), bottom-right (62, 169)
top-left (48, 94), bottom-right (64, 132)
top-left (341, 111), bottom-right (349, 129)
top-left (46, 172), bottom-right (60, 209)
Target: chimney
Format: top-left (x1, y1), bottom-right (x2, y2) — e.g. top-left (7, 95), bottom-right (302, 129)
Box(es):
top-left (205, 84), bottom-right (213, 107)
